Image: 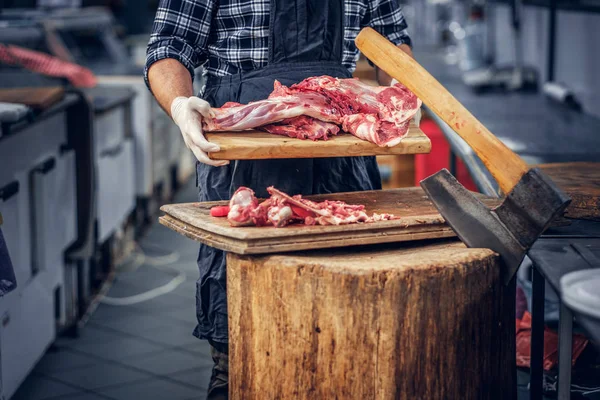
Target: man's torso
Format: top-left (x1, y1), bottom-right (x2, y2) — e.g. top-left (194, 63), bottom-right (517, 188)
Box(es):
top-left (205, 0), bottom-right (371, 76)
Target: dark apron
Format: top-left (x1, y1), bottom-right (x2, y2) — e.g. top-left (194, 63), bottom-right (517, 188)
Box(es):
top-left (193, 0), bottom-right (382, 346)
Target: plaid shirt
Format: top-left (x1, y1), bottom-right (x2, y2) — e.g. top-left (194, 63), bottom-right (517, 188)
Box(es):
top-left (145, 0), bottom-right (411, 83)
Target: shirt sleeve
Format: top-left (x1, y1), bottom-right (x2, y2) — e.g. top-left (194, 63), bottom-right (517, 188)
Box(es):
top-left (144, 0), bottom-right (214, 89)
top-left (365, 0), bottom-right (412, 49)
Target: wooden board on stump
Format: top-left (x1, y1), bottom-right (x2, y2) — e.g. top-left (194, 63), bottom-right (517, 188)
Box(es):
top-left (228, 240), bottom-right (516, 400)
top-left (159, 187), bottom-right (502, 255)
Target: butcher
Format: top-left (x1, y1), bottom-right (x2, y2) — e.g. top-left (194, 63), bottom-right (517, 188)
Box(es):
top-left (145, 0), bottom-right (416, 397)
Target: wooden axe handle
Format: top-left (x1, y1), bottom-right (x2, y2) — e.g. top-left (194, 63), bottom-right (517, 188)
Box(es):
top-left (356, 27), bottom-right (528, 195)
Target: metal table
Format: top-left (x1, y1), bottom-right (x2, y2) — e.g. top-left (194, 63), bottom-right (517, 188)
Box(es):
top-left (527, 221), bottom-right (600, 400)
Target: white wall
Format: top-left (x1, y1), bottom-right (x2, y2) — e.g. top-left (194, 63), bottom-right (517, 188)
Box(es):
top-left (491, 4), bottom-right (600, 118)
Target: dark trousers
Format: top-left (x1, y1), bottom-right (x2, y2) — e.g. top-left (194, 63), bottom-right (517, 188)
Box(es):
top-left (207, 342), bottom-right (229, 399)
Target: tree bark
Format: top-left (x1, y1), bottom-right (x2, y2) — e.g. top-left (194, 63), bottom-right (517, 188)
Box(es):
top-left (227, 240), bottom-right (516, 400)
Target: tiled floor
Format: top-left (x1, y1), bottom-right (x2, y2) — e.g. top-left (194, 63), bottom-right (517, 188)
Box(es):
top-left (12, 181), bottom-right (212, 400)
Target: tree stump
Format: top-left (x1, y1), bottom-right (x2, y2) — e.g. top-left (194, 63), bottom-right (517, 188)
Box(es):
top-left (227, 241), bottom-right (516, 400)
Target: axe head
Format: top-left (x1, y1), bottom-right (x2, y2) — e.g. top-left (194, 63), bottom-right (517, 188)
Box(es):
top-left (421, 168), bottom-right (571, 285)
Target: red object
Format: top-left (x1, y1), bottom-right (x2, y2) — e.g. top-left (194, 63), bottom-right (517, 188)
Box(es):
top-left (0, 44), bottom-right (97, 88)
top-left (210, 205), bottom-right (230, 217)
top-left (290, 204), bottom-right (315, 219)
top-left (515, 311), bottom-right (588, 371)
top-left (415, 117), bottom-right (478, 192)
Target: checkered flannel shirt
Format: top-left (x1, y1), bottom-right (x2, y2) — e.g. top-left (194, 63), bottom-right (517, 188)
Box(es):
top-left (145, 0), bottom-right (411, 85)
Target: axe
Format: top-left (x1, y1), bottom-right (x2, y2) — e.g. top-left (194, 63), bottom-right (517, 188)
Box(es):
top-left (356, 28), bottom-right (571, 285)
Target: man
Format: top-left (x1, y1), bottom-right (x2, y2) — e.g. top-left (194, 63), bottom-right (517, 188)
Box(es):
top-left (145, 0), bottom-right (414, 397)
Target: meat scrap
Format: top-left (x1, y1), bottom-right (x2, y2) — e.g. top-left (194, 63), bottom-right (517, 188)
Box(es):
top-left (218, 186), bottom-right (399, 227)
top-left (200, 76), bottom-right (422, 147)
top-left (226, 187), bottom-right (270, 227)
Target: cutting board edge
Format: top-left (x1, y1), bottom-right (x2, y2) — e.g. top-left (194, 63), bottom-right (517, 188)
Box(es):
top-left (161, 205), bottom-right (447, 241)
top-left (205, 122), bottom-right (431, 160)
top-left (159, 213), bottom-right (459, 255)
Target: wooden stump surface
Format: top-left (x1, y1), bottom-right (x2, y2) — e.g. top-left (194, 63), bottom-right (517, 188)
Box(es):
top-left (228, 240), bottom-right (516, 400)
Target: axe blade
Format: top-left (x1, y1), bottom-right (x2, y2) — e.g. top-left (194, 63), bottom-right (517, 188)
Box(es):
top-left (421, 169), bottom-right (571, 284)
top-left (420, 169), bottom-right (528, 285)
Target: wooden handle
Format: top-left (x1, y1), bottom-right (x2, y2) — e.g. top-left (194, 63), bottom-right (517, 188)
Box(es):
top-left (356, 27), bottom-right (528, 194)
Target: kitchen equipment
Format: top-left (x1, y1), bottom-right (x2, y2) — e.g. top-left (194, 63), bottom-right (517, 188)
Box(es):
top-left (0, 87), bottom-right (64, 110)
top-left (461, 0), bottom-right (538, 92)
top-left (0, 104), bottom-right (74, 400)
top-left (356, 27), bottom-right (570, 285)
top-left (88, 87), bottom-right (136, 244)
top-left (560, 269), bottom-right (600, 320)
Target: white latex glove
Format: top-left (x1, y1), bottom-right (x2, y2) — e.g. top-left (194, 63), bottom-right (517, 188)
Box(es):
top-left (391, 79), bottom-right (421, 127)
top-left (171, 96), bottom-right (229, 167)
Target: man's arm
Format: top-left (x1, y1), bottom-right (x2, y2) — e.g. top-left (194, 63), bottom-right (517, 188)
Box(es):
top-left (147, 58), bottom-right (194, 118)
top-left (143, 0), bottom-right (227, 166)
top-left (375, 43), bottom-right (413, 86)
top-left (147, 58), bottom-right (226, 166)
top-left (144, 0), bottom-right (214, 110)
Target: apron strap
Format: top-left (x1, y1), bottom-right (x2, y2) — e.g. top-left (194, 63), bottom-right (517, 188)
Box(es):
top-left (269, 0), bottom-right (344, 64)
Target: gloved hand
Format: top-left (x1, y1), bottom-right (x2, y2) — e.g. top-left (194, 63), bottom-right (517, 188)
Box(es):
top-left (171, 96), bottom-right (229, 167)
top-left (391, 79), bottom-right (422, 127)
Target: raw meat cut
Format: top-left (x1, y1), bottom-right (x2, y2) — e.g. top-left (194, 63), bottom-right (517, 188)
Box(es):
top-left (223, 186), bottom-right (399, 227)
top-left (261, 116), bottom-right (340, 141)
top-left (227, 187), bottom-right (260, 227)
top-left (201, 76), bottom-right (421, 147)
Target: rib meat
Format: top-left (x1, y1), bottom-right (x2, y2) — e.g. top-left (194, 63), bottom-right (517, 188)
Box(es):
top-left (261, 116), bottom-right (340, 141)
top-left (223, 186), bottom-right (399, 227)
top-left (201, 76), bottom-right (421, 147)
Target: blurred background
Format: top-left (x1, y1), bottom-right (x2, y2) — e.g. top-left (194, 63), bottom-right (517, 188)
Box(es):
top-left (0, 0), bottom-right (599, 399)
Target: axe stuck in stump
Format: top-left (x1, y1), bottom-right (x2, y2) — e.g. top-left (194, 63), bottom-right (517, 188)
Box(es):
top-left (356, 28), bottom-right (571, 285)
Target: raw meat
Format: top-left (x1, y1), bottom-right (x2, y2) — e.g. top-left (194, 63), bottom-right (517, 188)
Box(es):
top-left (201, 76), bottom-right (421, 147)
top-left (261, 116), bottom-right (340, 141)
top-left (227, 187), bottom-right (260, 227)
top-left (222, 186), bottom-right (399, 227)
top-left (227, 187), bottom-right (270, 227)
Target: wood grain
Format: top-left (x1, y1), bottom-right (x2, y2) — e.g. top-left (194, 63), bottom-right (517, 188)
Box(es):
top-left (205, 122), bottom-right (430, 160)
top-left (352, 57), bottom-right (376, 81)
top-left (228, 241), bottom-right (516, 399)
top-left (356, 27), bottom-right (529, 195)
top-left (377, 154), bottom-right (415, 188)
top-left (0, 87), bottom-right (65, 110)
top-left (159, 187), bottom-right (501, 254)
top-left (537, 162), bottom-right (600, 221)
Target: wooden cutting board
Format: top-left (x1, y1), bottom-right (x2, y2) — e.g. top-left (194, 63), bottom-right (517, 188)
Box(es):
top-left (206, 122), bottom-right (430, 160)
top-left (0, 87), bottom-right (65, 110)
top-left (537, 162), bottom-right (600, 221)
top-left (159, 187), bottom-right (500, 255)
